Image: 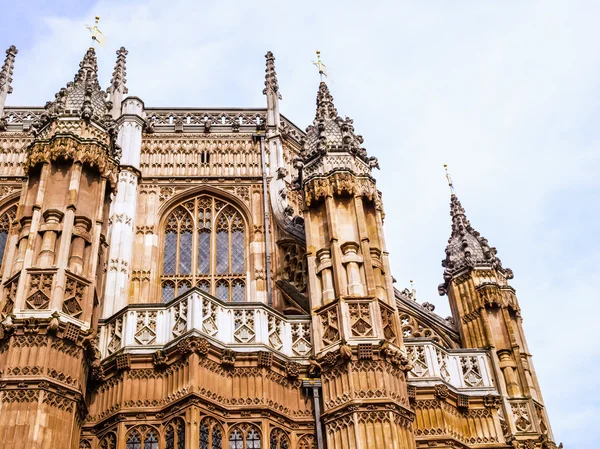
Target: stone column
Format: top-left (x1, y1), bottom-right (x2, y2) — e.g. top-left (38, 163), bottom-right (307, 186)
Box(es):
top-left (102, 97), bottom-right (144, 318)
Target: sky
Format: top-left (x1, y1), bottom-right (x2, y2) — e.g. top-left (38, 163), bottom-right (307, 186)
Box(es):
top-left (1, 0), bottom-right (599, 446)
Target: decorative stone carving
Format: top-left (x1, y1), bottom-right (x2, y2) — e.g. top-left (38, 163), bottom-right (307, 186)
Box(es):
top-left (221, 349), bottom-right (236, 368)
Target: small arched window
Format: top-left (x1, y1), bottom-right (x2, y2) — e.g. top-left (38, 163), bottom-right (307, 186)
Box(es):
top-left (0, 205), bottom-right (16, 270)
top-left (199, 416), bottom-right (223, 449)
top-left (229, 425), bottom-right (261, 449)
top-left (162, 196), bottom-right (246, 303)
top-left (126, 426), bottom-right (159, 449)
top-left (269, 429), bottom-right (290, 449)
top-left (165, 418), bottom-right (185, 449)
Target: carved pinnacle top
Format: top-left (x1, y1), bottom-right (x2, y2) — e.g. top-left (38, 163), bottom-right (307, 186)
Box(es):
top-left (263, 51), bottom-right (281, 99)
top-left (438, 194), bottom-right (512, 295)
top-left (36, 47), bottom-right (112, 129)
top-left (315, 81), bottom-right (337, 120)
top-left (0, 45), bottom-right (18, 95)
top-left (300, 81), bottom-right (377, 169)
top-left (109, 47), bottom-right (129, 96)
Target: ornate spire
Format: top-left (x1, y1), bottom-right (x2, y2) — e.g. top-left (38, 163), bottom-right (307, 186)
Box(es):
top-left (438, 194), bottom-right (512, 295)
top-left (34, 47), bottom-right (112, 132)
top-left (107, 47), bottom-right (129, 118)
top-left (0, 45), bottom-right (18, 124)
top-left (263, 51), bottom-right (281, 99)
top-left (315, 81), bottom-right (338, 120)
top-left (300, 81), bottom-right (377, 170)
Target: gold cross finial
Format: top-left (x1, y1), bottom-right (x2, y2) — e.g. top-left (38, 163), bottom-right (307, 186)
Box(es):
top-left (86, 16), bottom-right (106, 48)
top-left (312, 50), bottom-right (328, 81)
top-left (444, 164), bottom-right (455, 195)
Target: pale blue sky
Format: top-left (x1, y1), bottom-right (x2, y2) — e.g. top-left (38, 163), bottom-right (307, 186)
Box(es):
top-left (2, 1), bottom-right (599, 446)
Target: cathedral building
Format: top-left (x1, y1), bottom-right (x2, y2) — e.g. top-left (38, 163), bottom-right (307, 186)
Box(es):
top-left (0, 44), bottom-right (559, 449)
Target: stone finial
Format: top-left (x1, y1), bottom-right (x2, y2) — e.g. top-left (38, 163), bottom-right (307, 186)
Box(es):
top-left (0, 45), bottom-right (18, 124)
top-left (263, 51), bottom-right (281, 99)
top-left (107, 47), bottom-right (129, 118)
top-left (0, 45), bottom-right (17, 96)
top-left (315, 81), bottom-right (338, 120)
top-left (438, 194), bottom-right (512, 295)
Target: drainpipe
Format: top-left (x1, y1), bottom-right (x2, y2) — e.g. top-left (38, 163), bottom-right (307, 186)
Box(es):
top-left (253, 127), bottom-right (272, 307)
top-left (303, 379), bottom-right (325, 449)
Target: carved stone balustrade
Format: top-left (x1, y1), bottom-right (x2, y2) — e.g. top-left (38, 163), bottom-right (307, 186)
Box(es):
top-left (98, 288), bottom-right (313, 360)
top-left (405, 340), bottom-right (495, 394)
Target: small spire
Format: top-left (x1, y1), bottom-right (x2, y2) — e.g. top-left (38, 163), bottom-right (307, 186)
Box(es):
top-left (0, 45), bottom-right (18, 122)
top-left (439, 192), bottom-right (512, 295)
top-left (315, 81), bottom-right (338, 120)
top-left (263, 51), bottom-right (281, 99)
top-left (33, 46), bottom-right (111, 133)
top-left (107, 47), bottom-right (129, 118)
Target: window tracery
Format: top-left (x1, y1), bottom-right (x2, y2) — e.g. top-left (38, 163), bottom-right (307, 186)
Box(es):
top-left (228, 424), bottom-right (261, 449)
top-left (269, 428), bottom-right (290, 449)
top-left (165, 418), bottom-right (185, 449)
top-left (162, 195), bottom-right (246, 302)
top-left (0, 205), bottom-right (16, 269)
top-left (99, 433), bottom-right (117, 449)
top-left (126, 426), bottom-right (159, 449)
top-left (400, 312), bottom-right (449, 348)
top-left (199, 417), bottom-right (223, 449)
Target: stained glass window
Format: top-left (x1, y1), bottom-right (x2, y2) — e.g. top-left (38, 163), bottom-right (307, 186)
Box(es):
top-left (161, 195), bottom-right (247, 302)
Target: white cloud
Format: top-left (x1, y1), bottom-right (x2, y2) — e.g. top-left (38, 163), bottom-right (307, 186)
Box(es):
top-left (3, 0), bottom-right (600, 446)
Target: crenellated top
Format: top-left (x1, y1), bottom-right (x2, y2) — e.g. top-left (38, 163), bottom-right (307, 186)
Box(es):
top-left (107, 47), bottom-right (129, 119)
top-left (300, 82), bottom-right (378, 170)
top-left (438, 194), bottom-right (513, 295)
top-left (0, 45), bottom-right (18, 127)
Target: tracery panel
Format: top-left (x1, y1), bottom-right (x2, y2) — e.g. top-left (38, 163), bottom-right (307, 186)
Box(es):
top-left (161, 195), bottom-right (247, 302)
top-left (228, 424), bottom-right (261, 449)
top-left (126, 426), bottom-right (159, 449)
top-left (199, 416), bottom-right (223, 449)
top-left (165, 418), bottom-right (186, 449)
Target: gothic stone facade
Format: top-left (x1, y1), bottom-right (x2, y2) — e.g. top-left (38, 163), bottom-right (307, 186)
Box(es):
top-left (0, 46), bottom-right (558, 449)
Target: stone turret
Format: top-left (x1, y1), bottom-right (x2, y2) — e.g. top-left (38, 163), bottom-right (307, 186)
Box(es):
top-left (0, 46), bottom-right (118, 449)
top-left (102, 46), bottom-right (145, 318)
top-left (0, 45), bottom-right (18, 130)
top-left (438, 193), bottom-right (512, 296)
top-left (439, 192), bottom-right (556, 447)
top-left (300, 81), bottom-right (415, 449)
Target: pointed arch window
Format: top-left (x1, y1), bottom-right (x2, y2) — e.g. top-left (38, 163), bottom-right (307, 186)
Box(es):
top-left (269, 429), bottom-right (290, 449)
top-left (228, 425), bottom-right (261, 449)
top-left (0, 206), bottom-right (16, 270)
top-left (165, 418), bottom-right (185, 449)
top-left (162, 196), bottom-right (246, 303)
top-left (199, 416), bottom-right (223, 449)
top-left (126, 427), bottom-right (159, 449)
